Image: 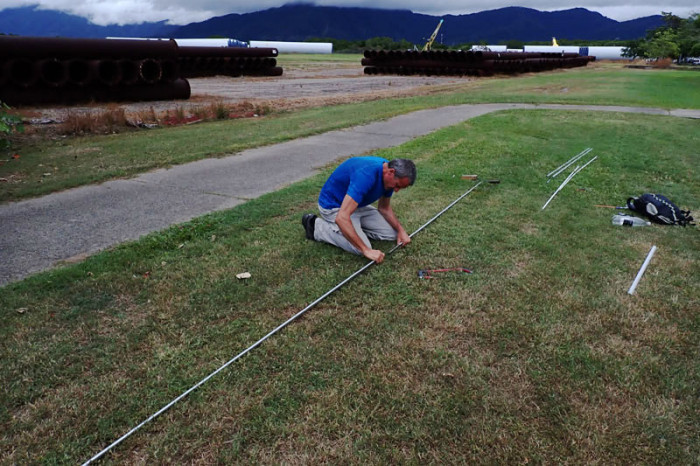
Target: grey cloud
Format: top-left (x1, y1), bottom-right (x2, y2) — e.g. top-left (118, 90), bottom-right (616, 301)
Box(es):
top-left (1, 0), bottom-right (697, 25)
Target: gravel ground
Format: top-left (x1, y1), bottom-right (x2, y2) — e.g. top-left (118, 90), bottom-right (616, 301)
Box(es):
top-left (20, 63), bottom-right (468, 124)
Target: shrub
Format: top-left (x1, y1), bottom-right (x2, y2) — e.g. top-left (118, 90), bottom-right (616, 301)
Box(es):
top-left (210, 101), bottom-right (229, 120)
top-left (0, 101), bottom-right (24, 152)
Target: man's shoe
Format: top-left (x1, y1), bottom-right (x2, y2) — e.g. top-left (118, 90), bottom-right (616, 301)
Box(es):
top-left (302, 214), bottom-right (317, 240)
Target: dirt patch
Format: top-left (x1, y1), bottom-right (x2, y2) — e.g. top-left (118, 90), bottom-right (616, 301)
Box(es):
top-left (14, 62), bottom-right (470, 134)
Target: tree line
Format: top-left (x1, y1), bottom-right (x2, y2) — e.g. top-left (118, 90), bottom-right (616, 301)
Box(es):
top-left (309, 12), bottom-right (700, 62)
top-left (623, 13), bottom-right (700, 61)
top-left (308, 36), bottom-right (631, 53)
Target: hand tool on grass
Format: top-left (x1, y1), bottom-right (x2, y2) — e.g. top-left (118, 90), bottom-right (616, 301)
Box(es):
top-left (418, 267), bottom-right (472, 279)
top-left (82, 180), bottom-right (494, 465)
top-left (462, 175), bottom-right (500, 184)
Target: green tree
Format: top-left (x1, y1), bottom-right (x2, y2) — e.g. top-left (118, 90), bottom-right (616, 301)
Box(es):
top-left (677, 13), bottom-right (700, 60)
top-left (622, 38), bottom-right (645, 58)
top-left (505, 40), bottom-right (525, 50)
top-left (647, 28), bottom-right (680, 59)
top-left (365, 36), bottom-right (396, 51)
top-left (396, 39), bottom-right (414, 51)
top-left (364, 37), bottom-right (416, 51)
top-left (622, 12), bottom-right (700, 61)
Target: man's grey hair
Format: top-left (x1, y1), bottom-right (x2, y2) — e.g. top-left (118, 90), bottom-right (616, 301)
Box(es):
top-left (388, 158), bottom-right (416, 185)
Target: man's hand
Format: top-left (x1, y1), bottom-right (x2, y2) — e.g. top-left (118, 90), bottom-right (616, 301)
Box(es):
top-left (364, 248), bottom-right (386, 264)
top-left (397, 229), bottom-right (411, 247)
top-left (378, 196), bottom-right (410, 249)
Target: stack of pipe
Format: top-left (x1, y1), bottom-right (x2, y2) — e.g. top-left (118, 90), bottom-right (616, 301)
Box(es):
top-left (0, 37), bottom-right (283, 106)
top-left (178, 46), bottom-right (282, 78)
top-left (361, 50), bottom-right (594, 77)
top-left (0, 36), bottom-right (190, 105)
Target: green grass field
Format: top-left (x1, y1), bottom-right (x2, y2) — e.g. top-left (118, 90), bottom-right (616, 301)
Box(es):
top-left (0, 64), bottom-right (699, 464)
top-left (2, 63), bottom-right (699, 203)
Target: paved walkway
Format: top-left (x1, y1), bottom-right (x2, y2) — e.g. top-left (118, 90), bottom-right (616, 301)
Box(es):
top-left (1, 103), bottom-right (698, 286)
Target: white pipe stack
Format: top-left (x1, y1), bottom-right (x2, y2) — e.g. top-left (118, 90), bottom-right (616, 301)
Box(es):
top-left (249, 40), bottom-right (333, 54)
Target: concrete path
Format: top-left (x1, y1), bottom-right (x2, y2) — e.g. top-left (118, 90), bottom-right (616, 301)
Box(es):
top-left (1, 103), bottom-right (698, 286)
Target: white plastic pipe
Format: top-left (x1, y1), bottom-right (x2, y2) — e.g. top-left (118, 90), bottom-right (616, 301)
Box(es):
top-left (586, 46), bottom-right (626, 60)
top-left (249, 40), bottom-right (332, 54)
top-left (523, 45), bottom-right (580, 54)
top-left (627, 245), bottom-right (657, 295)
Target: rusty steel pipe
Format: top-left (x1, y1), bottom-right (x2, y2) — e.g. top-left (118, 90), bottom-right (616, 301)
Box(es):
top-left (67, 59), bottom-right (92, 86)
top-left (242, 66), bottom-right (283, 77)
top-left (91, 59), bottom-right (122, 86)
top-left (119, 59), bottom-right (139, 85)
top-left (6, 58), bottom-right (38, 88)
top-left (0, 36), bottom-right (179, 59)
top-left (0, 78), bottom-right (190, 105)
top-left (38, 58), bottom-right (69, 87)
top-left (138, 58), bottom-right (162, 84)
top-left (110, 78), bottom-right (190, 101)
top-left (0, 59), bottom-right (7, 87)
top-left (160, 59), bottom-right (179, 83)
top-left (177, 46), bottom-right (278, 58)
top-left (361, 48), bottom-right (593, 78)
top-left (362, 58), bottom-right (485, 69)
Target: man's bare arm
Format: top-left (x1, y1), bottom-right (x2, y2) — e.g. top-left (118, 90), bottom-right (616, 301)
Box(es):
top-left (377, 197), bottom-right (411, 246)
top-left (336, 195), bottom-right (386, 263)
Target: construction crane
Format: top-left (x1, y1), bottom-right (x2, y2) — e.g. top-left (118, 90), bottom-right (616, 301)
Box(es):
top-left (422, 19), bottom-right (444, 51)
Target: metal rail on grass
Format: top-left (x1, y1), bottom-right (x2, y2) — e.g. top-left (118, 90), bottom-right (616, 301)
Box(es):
top-left (541, 156), bottom-right (598, 210)
top-left (546, 147), bottom-right (592, 181)
top-left (82, 181), bottom-right (484, 465)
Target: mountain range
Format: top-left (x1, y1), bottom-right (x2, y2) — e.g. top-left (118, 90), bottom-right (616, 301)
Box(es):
top-left (0, 4), bottom-right (662, 44)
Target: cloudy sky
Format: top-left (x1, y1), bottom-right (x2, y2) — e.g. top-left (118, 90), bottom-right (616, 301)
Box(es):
top-left (2, 0), bottom-right (696, 26)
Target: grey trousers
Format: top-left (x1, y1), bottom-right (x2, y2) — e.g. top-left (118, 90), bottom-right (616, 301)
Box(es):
top-left (314, 204), bottom-right (397, 255)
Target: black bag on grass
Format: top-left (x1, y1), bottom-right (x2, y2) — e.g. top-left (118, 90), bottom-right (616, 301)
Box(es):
top-left (627, 193), bottom-right (694, 226)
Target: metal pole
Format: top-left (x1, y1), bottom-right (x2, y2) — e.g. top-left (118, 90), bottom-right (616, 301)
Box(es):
top-left (82, 181), bottom-right (484, 465)
top-left (542, 166), bottom-right (578, 210)
top-left (547, 147), bottom-right (592, 180)
top-left (547, 147), bottom-right (591, 178)
top-left (541, 156), bottom-right (597, 210)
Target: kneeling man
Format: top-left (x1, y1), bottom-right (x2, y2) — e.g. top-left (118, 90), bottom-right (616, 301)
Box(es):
top-left (302, 157), bottom-right (416, 264)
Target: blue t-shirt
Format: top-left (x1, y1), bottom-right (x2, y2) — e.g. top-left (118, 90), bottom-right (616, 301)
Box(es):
top-left (318, 156), bottom-right (393, 209)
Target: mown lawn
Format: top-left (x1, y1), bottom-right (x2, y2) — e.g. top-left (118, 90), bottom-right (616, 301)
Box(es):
top-left (1, 63), bottom-right (699, 203)
top-left (1, 108), bottom-right (698, 463)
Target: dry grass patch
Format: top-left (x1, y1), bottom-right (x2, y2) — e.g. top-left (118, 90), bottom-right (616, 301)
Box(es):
top-left (60, 105), bottom-right (128, 135)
